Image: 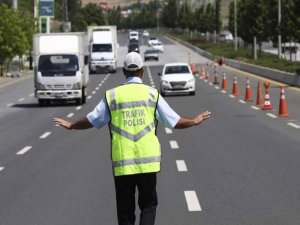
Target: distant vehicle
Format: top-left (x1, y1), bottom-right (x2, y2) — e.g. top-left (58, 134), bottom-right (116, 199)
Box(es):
top-left (143, 30), bottom-right (149, 37)
top-left (87, 26), bottom-right (118, 73)
top-left (152, 41), bottom-right (164, 52)
top-left (148, 37), bottom-right (159, 46)
top-left (33, 32), bottom-right (89, 106)
top-left (158, 63), bottom-right (195, 96)
top-left (219, 31), bottom-right (233, 43)
top-left (144, 48), bottom-right (159, 61)
top-left (128, 42), bottom-right (140, 53)
top-left (129, 31), bottom-right (139, 41)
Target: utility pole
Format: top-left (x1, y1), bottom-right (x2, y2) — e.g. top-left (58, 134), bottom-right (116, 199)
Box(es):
top-left (278, 0), bottom-right (282, 58)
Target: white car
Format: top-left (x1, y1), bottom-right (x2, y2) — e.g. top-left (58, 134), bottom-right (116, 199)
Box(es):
top-left (142, 30), bottom-right (149, 37)
top-left (159, 63), bottom-right (195, 96)
top-left (152, 41), bottom-right (164, 52)
top-left (148, 37), bottom-right (159, 46)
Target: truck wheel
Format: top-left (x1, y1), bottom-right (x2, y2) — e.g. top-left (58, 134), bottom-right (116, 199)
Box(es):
top-left (38, 99), bottom-right (45, 106)
top-left (82, 87), bottom-right (86, 104)
top-left (75, 98), bottom-right (82, 105)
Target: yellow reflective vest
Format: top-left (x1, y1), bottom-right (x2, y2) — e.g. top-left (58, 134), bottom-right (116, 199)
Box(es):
top-left (106, 83), bottom-right (161, 176)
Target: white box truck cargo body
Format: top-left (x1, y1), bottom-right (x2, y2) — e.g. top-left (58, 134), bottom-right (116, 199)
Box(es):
top-left (88, 26), bottom-right (118, 73)
top-left (33, 32), bottom-right (89, 106)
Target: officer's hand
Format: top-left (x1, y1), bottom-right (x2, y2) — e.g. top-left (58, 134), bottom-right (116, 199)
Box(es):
top-left (53, 118), bottom-right (72, 129)
top-left (194, 111), bottom-right (211, 125)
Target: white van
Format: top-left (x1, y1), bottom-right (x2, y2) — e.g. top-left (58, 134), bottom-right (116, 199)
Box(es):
top-left (129, 31), bottom-right (139, 41)
top-left (219, 31), bottom-right (233, 43)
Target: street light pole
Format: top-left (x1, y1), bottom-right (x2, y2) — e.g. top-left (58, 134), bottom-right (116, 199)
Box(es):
top-left (278, 0), bottom-right (282, 58)
top-left (12, 0), bottom-right (17, 9)
top-left (234, 0), bottom-right (237, 50)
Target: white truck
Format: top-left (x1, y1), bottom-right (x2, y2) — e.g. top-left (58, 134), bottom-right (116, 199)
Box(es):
top-left (33, 32), bottom-right (89, 106)
top-left (88, 26), bottom-right (118, 73)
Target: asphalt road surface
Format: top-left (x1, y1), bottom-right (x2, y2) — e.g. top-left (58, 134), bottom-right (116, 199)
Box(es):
top-left (0, 31), bottom-right (300, 225)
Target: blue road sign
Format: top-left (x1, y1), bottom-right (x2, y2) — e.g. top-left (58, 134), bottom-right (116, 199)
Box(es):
top-left (39, 0), bottom-right (55, 17)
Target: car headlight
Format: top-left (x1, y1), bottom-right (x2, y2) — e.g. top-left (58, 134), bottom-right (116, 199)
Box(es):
top-left (36, 82), bottom-right (46, 90)
top-left (73, 82), bottom-right (81, 90)
top-left (161, 80), bottom-right (169, 84)
top-left (188, 79), bottom-right (195, 83)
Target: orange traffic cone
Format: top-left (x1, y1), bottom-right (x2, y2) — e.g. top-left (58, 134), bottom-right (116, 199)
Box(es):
top-left (256, 81), bottom-right (263, 107)
top-left (221, 72), bottom-right (228, 90)
top-left (201, 66), bottom-right (206, 78)
top-left (244, 77), bottom-right (253, 101)
top-left (278, 87), bottom-right (289, 117)
top-left (221, 56), bottom-right (225, 66)
top-left (190, 64), bottom-right (196, 74)
top-left (263, 86), bottom-right (273, 110)
top-left (213, 66), bottom-right (219, 85)
top-left (232, 75), bottom-right (239, 96)
top-left (205, 71), bottom-right (210, 80)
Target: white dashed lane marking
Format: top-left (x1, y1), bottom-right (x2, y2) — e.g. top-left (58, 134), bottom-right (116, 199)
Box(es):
top-left (184, 191), bottom-right (202, 212)
top-left (17, 146), bottom-right (32, 155)
top-left (266, 113), bottom-right (277, 119)
top-left (39, 132), bottom-right (51, 139)
top-left (67, 113), bottom-right (74, 118)
top-left (251, 106), bottom-right (261, 110)
top-left (0, 167), bottom-right (4, 172)
top-left (76, 106), bottom-right (82, 110)
top-left (6, 103), bottom-right (14, 107)
top-left (287, 122), bottom-right (300, 129)
top-left (165, 128), bottom-right (172, 134)
top-left (170, 140), bottom-right (179, 149)
top-left (18, 98), bottom-right (25, 102)
top-left (176, 160), bottom-right (188, 172)
top-left (87, 95), bottom-right (92, 100)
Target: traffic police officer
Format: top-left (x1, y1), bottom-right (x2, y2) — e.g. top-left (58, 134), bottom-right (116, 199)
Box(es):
top-left (53, 52), bottom-right (211, 225)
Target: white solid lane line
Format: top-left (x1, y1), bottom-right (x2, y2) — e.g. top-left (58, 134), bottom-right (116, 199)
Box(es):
top-left (17, 146), bottom-right (32, 155)
top-left (184, 190), bottom-right (202, 211)
top-left (39, 132), bottom-right (51, 139)
top-left (165, 127), bottom-right (173, 134)
top-left (176, 160), bottom-right (188, 172)
top-left (170, 140), bottom-right (179, 149)
top-left (0, 167), bottom-right (4, 172)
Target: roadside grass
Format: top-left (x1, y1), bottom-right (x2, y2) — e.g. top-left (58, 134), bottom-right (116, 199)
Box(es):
top-left (166, 32), bottom-right (300, 75)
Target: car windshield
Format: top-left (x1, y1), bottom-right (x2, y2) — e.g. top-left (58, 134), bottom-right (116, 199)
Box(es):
top-left (38, 54), bottom-right (78, 76)
top-left (149, 37), bottom-right (157, 40)
top-left (145, 49), bottom-right (157, 53)
top-left (92, 44), bottom-right (112, 52)
top-left (164, 66), bottom-right (190, 74)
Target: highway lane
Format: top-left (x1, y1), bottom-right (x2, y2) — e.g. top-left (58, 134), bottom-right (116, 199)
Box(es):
top-left (0, 31), bottom-right (299, 224)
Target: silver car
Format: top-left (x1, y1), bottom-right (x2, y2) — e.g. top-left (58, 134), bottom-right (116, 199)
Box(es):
top-left (144, 48), bottom-right (159, 61)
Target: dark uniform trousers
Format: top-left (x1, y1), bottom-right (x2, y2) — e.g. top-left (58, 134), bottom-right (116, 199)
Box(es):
top-left (114, 172), bottom-right (158, 225)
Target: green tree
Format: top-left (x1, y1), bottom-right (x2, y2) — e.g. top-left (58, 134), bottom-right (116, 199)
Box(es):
top-left (237, 0), bottom-right (267, 45)
top-left (161, 0), bottom-right (178, 29)
top-left (195, 5), bottom-right (206, 33)
top-left (0, 4), bottom-right (31, 76)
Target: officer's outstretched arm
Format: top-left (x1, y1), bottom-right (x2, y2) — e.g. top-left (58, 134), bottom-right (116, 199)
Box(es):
top-left (53, 117), bottom-right (93, 130)
top-left (174, 111), bottom-right (211, 129)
